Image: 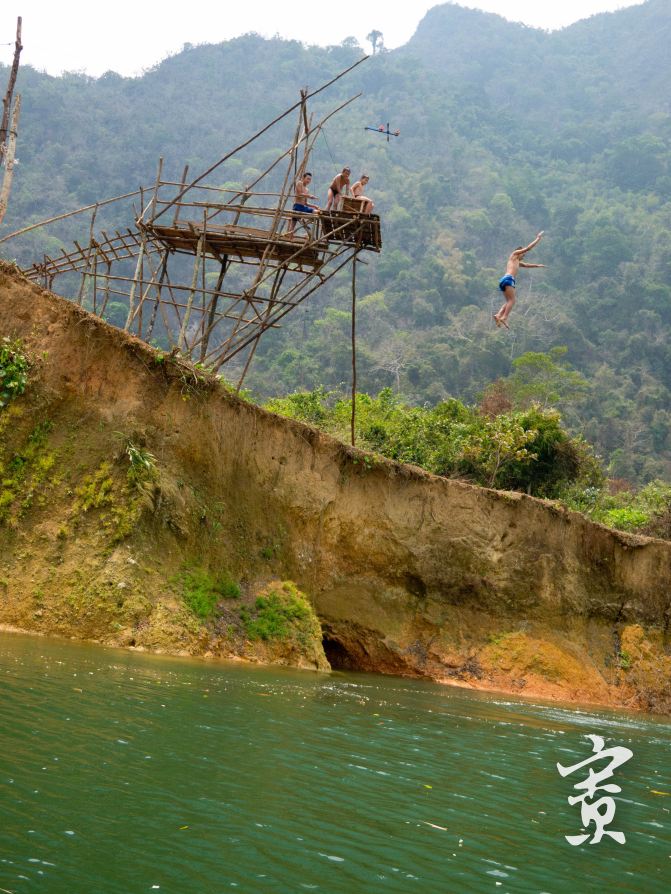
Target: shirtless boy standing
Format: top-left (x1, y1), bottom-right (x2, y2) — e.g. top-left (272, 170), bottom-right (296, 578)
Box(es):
top-left (325, 167), bottom-right (351, 212)
top-left (494, 231), bottom-right (546, 328)
top-left (287, 171), bottom-right (320, 236)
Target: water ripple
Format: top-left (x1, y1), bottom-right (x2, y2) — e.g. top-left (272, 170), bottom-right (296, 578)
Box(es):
top-left (0, 631), bottom-right (669, 893)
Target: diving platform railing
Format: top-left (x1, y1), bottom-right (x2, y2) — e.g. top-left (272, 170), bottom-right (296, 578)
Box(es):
top-left (21, 182), bottom-right (381, 284)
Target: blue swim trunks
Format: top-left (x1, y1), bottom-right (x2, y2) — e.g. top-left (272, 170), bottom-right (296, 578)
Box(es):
top-left (498, 274), bottom-right (516, 292)
top-left (292, 203), bottom-right (314, 214)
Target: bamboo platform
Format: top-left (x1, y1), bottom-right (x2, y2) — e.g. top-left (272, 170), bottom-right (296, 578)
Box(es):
top-left (145, 219), bottom-right (325, 270)
top-left (320, 211), bottom-right (381, 251)
top-left (8, 57), bottom-right (383, 382)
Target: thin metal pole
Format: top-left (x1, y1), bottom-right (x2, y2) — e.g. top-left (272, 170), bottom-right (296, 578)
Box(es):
top-left (351, 256), bottom-right (357, 447)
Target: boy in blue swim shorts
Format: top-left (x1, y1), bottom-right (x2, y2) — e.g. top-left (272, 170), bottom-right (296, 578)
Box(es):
top-left (494, 231), bottom-right (545, 328)
top-left (287, 172), bottom-right (320, 236)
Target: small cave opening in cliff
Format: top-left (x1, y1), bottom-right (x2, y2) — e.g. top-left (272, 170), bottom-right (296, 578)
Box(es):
top-left (322, 636), bottom-right (362, 671)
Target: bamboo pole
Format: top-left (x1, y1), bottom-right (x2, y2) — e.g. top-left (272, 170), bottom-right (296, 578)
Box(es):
top-left (100, 261), bottom-right (112, 316)
top-left (137, 189), bottom-right (145, 337)
top-left (145, 250), bottom-right (169, 340)
top-left (236, 266), bottom-right (286, 392)
top-left (144, 157), bottom-right (164, 222)
top-left (178, 232), bottom-right (204, 351)
top-left (0, 188), bottom-right (148, 245)
top-left (207, 230), bottom-right (363, 369)
top-left (173, 164), bottom-right (189, 226)
top-left (150, 251), bottom-right (179, 348)
top-left (126, 239), bottom-right (168, 328)
top-left (200, 256), bottom-right (228, 361)
top-left (124, 231), bottom-right (146, 331)
top-left (92, 248), bottom-right (99, 314)
top-left (198, 210), bottom-right (208, 351)
top-left (77, 203), bottom-right (99, 305)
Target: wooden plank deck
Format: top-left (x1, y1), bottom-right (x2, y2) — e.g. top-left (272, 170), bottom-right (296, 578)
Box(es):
top-left (144, 220), bottom-right (326, 270)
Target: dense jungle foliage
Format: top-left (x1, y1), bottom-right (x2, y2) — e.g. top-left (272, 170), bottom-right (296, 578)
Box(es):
top-left (1, 0), bottom-right (671, 497)
top-left (265, 385), bottom-right (671, 537)
top-left (266, 386), bottom-right (600, 497)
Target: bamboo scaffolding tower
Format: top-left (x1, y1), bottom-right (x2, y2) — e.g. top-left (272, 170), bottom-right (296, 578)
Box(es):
top-left (10, 58), bottom-right (381, 375)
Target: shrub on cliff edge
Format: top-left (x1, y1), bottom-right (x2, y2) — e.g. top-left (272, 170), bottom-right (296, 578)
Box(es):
top-left (0, 338), bottom-right (29, 409)
top-left (266, 387), bottom-right (599, 498)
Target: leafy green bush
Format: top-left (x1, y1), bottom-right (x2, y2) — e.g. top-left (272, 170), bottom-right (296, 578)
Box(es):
top-left (602, 508), bottom-right (649, 532)
top-left (175, 567), bottom-right (241, 619)
top-left (504, 348), bottom-right (590, 411)
top-left (560, 479), bottom-right (671, 538)
top-left (266, 386), bottom-right (331, 425)
top-left (241, 581), bottom-right (314, 642)
top-left (0, 338), bottom-right (29, 409)
top-left (265, 387), bottom-right (596, 497)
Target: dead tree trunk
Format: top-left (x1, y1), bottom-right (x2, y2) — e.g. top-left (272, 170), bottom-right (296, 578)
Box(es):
top-left (0, 17), bottom-right (23, 225)
top-left (0, 94), bottom-right (21, 226)
top-left (0, 17), bottom-right (23, 164)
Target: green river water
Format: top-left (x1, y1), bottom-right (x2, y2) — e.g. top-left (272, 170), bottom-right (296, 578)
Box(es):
top-left (0, 630), bottom-right (669, 893)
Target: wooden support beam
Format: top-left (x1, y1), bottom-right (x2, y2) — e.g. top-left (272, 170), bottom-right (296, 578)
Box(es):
top-left (77, 203), bottom-right (99, 306)
top-left (208, 235), bottom-right (361, 369)
top-left (173, 164), bottom-right (189, 227)
top-left (200, 255), bottom-right (228, 361)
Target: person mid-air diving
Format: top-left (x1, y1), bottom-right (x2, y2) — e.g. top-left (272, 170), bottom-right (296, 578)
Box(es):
top-left (494, 231), bottom-right (546, 329)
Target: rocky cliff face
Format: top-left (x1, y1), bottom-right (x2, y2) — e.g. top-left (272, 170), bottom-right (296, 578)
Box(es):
top-left (1, 262), bottom-right (670, 711)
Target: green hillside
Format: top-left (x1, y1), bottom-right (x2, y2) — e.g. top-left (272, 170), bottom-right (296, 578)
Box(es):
top-left (2, 0), bottom-right (671, 483)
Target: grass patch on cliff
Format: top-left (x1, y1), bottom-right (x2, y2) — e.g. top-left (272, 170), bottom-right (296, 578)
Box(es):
top-left (71, 460), bottom-right (144, 544)
top-left (0, 416), bottom-right (60, 527)
top-left (123, 440), bottom-right (158, 487)
top-left (74, 461), bottom-right (115, 511)
top-left (174, 566), bottom-right (241, 619)
top-left (239, 581), bottom-right (320, 645)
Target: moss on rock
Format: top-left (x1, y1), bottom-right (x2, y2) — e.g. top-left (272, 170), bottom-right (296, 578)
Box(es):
top-left (239, 581), bottom-right (329, 671)
top-left (618, 624), bottom-right (671, 714)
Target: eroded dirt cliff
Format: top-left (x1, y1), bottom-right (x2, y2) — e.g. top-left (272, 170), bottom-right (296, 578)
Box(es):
top-left (1, 261), bottom-right (670, 710)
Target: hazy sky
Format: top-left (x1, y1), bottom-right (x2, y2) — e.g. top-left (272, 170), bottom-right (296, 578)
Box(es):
top-left (0, 1), bottom-right (645, 77)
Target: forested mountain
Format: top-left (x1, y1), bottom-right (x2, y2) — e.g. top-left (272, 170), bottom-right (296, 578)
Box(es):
top-left (2, 0), bottom-right (671, 482)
